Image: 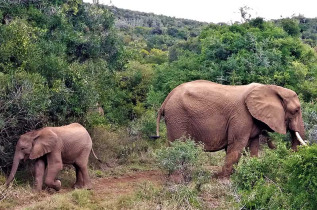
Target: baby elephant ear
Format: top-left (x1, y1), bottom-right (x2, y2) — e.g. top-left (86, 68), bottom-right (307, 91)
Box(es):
top-left (29, 130), bottom-right (57, 159)
top-left (245, 85), bottom-right (287, 134)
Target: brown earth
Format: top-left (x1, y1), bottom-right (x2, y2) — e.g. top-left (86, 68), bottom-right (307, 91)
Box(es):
top-left (9, 170), bottom-right (164, 210)
top-left (92, 170), bottom-right (163, 199)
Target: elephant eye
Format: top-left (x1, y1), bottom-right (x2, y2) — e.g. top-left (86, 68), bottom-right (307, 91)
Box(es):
top-left (292, 108), bottom-right (299, 115)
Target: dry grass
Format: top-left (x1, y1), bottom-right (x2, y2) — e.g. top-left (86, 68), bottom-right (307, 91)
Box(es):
top-left (89, 126), bottom-right (154, 169)
top-left (200, 179), bottom-right (239, 209)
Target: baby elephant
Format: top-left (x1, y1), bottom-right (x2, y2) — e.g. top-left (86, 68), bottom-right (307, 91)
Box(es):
top-left (5, 123), bottom-right (99, 191)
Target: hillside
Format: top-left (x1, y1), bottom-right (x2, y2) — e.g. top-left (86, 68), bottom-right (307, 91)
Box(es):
top-left (106, 6), bottom-right (207, 29)
top-left (0, 1), bottom-right (317, 209)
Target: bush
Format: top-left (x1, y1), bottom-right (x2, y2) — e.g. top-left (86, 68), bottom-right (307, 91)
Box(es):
top-left (89, 126), bottom-right (152, 167)
top-left (284, 145), bottom-right (317, 209)
top-left (232, 144), bottom-right (317, 209)
top-left (302, 102), bottom-right (317, 144)
top-left (129, 109), bottom-right (160, 138)
top-left (156, 138), bottom-right (210, 185)
top-left (0, 72), bottom-right (50, 170)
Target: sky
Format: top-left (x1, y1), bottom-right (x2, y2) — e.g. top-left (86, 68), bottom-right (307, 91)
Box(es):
top-left (83, 0), bottom-right (317, 23)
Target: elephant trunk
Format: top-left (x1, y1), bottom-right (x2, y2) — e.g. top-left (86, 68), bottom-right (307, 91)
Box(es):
top-left (5, 153), bottom-right (22, 187)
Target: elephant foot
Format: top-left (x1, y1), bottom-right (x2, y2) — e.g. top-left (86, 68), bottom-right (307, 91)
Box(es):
top-left (212, 171), bottom-right (231, 179)
top-left (48, 180), bottom-right (61, 191)
top-left (82, 182), bottom-right (92, 190)
top-left (54, 180), bottom-right (62, 191)
top-left (33, 183), bottom-right (43, 192)
top-left (73, 182), bottom-right (92, 190)
top-left (73, 182), bottom-right (84, 189)
top-left (32, 188), bottom-right (42, 193)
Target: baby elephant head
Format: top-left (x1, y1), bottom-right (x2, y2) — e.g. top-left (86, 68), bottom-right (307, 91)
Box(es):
top-left (5, 130), bottom-right (57, 187)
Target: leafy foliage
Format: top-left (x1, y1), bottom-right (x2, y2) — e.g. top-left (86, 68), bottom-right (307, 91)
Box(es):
top-left (156, 138), bottom-right (210, 186)
top-left (149, 20), bottom-right (317, 104)
top-left (0, 1), bottom-right (124, 168)
top-left (1, 6), bottom-right (317, 210)
top-left (232, 145), bottom-right (317, 209)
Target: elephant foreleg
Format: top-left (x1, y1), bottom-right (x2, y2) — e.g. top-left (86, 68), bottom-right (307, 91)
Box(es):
top-left (267, 139), bottom-right (276, 149)
top-left (45, 162), bottom-right (63, 191)
top-left (261, 130), bottom-right (276, 149)
top-left (215, 134), bottom-right (249, 178)
top-left (249, 137), bottom-right (260, 157)
top-left (216, 149), bottom-right (241, 178)
top-left (34, 159), bottom-right (45, 192)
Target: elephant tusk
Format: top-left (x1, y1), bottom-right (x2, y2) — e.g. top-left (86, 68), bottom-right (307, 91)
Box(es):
top-left (295, 132), bottom-right (307, 146)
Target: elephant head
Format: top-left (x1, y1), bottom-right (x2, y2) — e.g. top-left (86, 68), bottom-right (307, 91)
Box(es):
top-left (246, 85), bottom-right (306, 149)
top-left (5, 130), bottom-right (57, 187)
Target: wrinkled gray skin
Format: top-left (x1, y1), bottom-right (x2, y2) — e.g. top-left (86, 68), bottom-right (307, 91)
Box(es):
top-left (5, 123), bottom-right (93, 191)
top-left (155, 80), bottom-right (305, 178)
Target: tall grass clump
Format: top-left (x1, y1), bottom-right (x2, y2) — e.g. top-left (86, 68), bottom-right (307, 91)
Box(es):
top-left (232, 144), bottom-right (317, 209)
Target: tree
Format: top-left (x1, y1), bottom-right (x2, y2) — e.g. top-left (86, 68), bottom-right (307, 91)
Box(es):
top-left (281, 18), bottom-right (301, 37)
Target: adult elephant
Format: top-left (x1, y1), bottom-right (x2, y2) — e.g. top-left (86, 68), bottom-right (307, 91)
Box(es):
top-left (5, 123), bottom-right (99, 191)
top-left (154, 80), bottom-right (306, 178)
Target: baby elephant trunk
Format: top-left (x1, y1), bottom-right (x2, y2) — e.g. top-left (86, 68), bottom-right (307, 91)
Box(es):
top-left (5, 153), bottom-right (22, 187)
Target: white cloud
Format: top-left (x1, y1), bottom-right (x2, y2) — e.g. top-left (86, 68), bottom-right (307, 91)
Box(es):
top-left (84, 0), bottom-right (317, 23)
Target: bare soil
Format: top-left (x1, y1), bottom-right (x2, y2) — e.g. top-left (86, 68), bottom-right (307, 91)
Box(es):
top-left (11, 170), bottom-right (164, 210)
top-left (92, 170), bottom-right (163, 199)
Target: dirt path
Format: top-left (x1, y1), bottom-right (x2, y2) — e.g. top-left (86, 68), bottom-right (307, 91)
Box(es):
top-left (13, 170), bottom-right (164, 210)
top-left (92, 170), bottom-right (163, 200)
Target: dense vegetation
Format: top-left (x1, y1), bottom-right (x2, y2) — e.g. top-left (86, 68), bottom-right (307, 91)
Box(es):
top-left (0, 0), bottom-right (316, 208)
top-left (233, 144), bottom-right (317, 209)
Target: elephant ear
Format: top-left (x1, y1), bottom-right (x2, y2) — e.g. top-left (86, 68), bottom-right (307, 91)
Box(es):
top-left (29, 129), bottom-right (57, 159)
top-left (245, 85), bottom-right (287, 134)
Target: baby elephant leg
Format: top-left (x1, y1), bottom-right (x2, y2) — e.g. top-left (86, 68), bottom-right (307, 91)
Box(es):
top-left (44, 162), bottom-right (63, 191)
top-left (34, 159), bottom-right (45, 192)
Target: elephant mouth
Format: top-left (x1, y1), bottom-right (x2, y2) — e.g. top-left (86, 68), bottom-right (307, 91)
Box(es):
top-left (24, 155), bottom-right (29, 162)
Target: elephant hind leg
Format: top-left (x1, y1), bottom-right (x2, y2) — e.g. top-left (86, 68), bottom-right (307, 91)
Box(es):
top-left (73, 164), bottom-right (84, 189)
top-left (74, 153), bottom-right (92, 189)
top-left (75, 164), bottom-right (92, 189)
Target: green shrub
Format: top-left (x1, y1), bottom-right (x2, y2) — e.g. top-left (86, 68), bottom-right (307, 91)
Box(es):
top-left (89, 126), bottom-right (152, 167)
top-left (240, 179), bottom-right (289, 209)
top-left (302, 102), bottom-right (317, 144)
top-left (129, 109), bottom-right (161, 138)
top-left (156, 138), bottom-right (210, 185)
top-left (284, 145), bottom-right (317, 209)
top-left (0, 72), bottom-right (50, 169)
top-left (232, 144), bottom-right (317, 209)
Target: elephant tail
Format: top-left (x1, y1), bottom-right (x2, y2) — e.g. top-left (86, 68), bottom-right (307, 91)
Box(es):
top-left (156, 106), bottom-right (164, 137)
top-left (91, 148), bottom-right (102, 163)
top-left (149, 102), bottom-right (165, 140)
